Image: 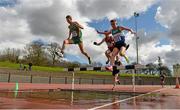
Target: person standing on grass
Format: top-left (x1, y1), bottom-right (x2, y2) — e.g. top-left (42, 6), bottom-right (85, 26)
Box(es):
top-left (56, 15), bottom-right (92, 64)
top-left (28, 62), bottom-right (32, 71)
top-left (160, 72), bottom-right (166, 88)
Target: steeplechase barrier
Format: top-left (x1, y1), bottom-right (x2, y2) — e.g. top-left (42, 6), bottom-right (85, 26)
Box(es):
top-left (64, 64), bottom-right (147, 92)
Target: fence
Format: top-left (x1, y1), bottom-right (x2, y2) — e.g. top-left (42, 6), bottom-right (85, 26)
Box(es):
top-left (0, 72), bottom-right (177, 85)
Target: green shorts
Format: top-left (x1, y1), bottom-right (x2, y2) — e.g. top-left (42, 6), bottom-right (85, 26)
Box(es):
top-left (71, 36), bottom-right (82, 44)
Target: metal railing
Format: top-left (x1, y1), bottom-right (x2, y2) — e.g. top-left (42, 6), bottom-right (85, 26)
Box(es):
top-left (0, 72), bottom-right (176, 85)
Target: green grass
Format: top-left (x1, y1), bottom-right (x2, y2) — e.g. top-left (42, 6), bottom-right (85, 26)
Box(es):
top-left (0, 61), bottom-right (19, 69)
top-left (0, 61), bottom-right (159, 77)
top-left (0, 61), bottom-right (64, 72)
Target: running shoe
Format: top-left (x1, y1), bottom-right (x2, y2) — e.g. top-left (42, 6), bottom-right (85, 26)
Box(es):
top-left (88, 57), bottom-right (92, 64)
top-left (124, 55), bottom-right (130, 64)
top-left (126, 44), bottom-right (130, 50)
top-left (55, 51), bottom-right (63, 58)
top-left (106, 60), bottom-right (109, 64)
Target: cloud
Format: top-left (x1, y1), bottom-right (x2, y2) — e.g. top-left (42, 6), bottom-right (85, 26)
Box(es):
top-left (1, 0), bottom-right (175, 65)
top-left (76, 0), bottom-right (157, 19)
top-left (123, 29), bottom-right (174, 65)
top-left (155, 0), bottom-right (180, 48)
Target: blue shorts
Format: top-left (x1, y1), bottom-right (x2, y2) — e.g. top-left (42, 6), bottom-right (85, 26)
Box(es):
top-left (114, 41), bottom-right (126, 50)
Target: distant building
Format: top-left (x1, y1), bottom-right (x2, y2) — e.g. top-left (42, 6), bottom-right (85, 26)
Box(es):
top-left (173, 64), bottom-right (180, 77)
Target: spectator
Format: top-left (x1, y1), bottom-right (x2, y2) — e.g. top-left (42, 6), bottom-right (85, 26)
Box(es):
top-left (160, 72), bottom-right (166, 88)
top-left (19, 63), bottom-right (23, 71)
top-left (23, 65), bottom-right (27, 71)
top-left (28, 62), bottom-right (33, 71)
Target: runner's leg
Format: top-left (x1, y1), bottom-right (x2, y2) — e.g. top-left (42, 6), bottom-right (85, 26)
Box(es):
top-left (78, 43), bottom-right (91, 64)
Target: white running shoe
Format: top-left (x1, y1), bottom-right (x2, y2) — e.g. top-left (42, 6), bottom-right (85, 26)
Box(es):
top-left (55, 51), bottom-right (63, 58)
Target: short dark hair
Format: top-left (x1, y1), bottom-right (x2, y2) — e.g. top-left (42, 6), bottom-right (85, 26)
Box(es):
top-left (110, 19), bottom-right (116, 23)
top-left (66, 15), bottom-right (72, 19)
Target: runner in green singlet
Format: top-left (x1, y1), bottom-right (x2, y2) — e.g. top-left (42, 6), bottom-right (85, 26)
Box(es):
top-left (56, 15), bottom-right (91, 64)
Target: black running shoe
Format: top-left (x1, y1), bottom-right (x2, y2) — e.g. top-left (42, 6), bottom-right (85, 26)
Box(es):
top-left (126, 44), bottom-right (130, 50)
top-left (117, 80), bottom-right (120, 85)
top-left (106, 60), bottom-right (109, 64)
top-left (88, 57), bottom-right (92, 64)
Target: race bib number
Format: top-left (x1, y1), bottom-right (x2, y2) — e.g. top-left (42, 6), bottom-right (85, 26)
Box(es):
top-left (113, 33), bottom-right (121, 42)
top-left (72, 31), bottom-right (78, 37)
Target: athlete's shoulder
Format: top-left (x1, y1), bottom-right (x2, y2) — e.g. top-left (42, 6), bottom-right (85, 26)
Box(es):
top-left (73, 21), bottom-right (79, 25)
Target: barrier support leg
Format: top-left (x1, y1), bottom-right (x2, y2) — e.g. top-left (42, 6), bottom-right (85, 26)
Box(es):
top-left (72, 72), bottom-right (75, 90)
top-left (132, 69), bottom-right (135, 92)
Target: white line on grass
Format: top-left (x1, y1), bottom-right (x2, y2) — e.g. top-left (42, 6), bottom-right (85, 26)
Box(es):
top-left (89, 87), bottom-right (168, 110)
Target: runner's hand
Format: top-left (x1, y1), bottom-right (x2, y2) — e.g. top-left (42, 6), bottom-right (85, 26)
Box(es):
top-left (94, 42), bottom-right (97, 45)
top-left (96, 30), bottom-right (100, 33)
top-left (131, 30), bottom-right (136, 35)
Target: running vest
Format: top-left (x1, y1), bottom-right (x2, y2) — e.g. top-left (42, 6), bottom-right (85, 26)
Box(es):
top-left (111, 27), bottom-right (125, 43)
top-left (69, 23), bottom-right (82, 37)
top-left (105, 36), bottom-right (114, 48)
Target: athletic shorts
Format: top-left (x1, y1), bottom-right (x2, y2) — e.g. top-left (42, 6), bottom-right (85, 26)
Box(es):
top-left (71, 36), bottom-right (82, 44)
top-left (160, 77), bottom-right (165, 81)
top-left (112, 66), bottom-right (120, 76)
top-left (108, 47), bottom-right (114, 52)
top-left (106, 47), bottom-right (114, 54)
top-left (114, 41), bottom-right (126, 50)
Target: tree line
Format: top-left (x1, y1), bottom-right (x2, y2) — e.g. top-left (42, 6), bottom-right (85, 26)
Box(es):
top-left (0, 41), bottom-right (102, 68)
top-left (0, 41), bottom-right (172, 76)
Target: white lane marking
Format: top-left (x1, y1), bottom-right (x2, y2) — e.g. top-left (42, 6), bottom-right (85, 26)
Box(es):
top-left (89, 87), bottom-right (168, 110)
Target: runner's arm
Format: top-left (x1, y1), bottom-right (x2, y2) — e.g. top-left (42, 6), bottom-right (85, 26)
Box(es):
top-left (74, 22), bottom-right (84, 29)
top-left (96, 30), bottom-right (111, 35)
top-left (120, 26), bottom-right (136, 34)
top-left (96, 38), bottom-right (105, 45)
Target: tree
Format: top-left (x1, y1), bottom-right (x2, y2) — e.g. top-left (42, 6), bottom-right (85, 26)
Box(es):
top-left (0, 48), bottom-right (21, 63)
top-left (146, 63), bottom-right (157, 75)
top-left (47, 42), bottom-right (60, 66)
top-left (161, 66), bottom-right (172, 76)
top-left (24, 41), bottom-right (47, 66)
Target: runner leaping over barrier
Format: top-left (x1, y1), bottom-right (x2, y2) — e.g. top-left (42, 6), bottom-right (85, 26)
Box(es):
top-left (64, 64), bottom-right (147, 92)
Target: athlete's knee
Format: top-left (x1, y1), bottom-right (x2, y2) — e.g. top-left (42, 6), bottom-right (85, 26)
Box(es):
top-left (111, 53), bottom-right (116, 58)
top-left (64, 40), bottom-right (69, 44)
top-left (81, 50), bottom-right (87, 55)
top-left (120, 51), bottom-right (125, 56)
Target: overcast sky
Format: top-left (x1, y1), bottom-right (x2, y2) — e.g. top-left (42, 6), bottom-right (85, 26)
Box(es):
top-left (0, 0), bottom-right (180, 67)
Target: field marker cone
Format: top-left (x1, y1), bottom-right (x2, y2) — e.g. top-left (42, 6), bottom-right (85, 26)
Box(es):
top-left (175, 77), bottom-right (179, 89)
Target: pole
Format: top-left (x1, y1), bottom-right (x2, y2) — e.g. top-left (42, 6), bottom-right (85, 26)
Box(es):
top-left (134, 12), bottom-right (139, 64)
top-left (158, 56), bottom-right (162, 75)
top-left (132, 69), bottom-right (135, 92)
top-left (72, 72), bottom-right (75, 90)
top-left (71, 91), bottom-right (74, 105)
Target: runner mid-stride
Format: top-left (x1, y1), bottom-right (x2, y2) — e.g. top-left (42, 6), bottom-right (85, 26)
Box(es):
top-left (56, 15), bottom-right (91, 64)
top-left (94, 30), bottom-right (114, 64)
top-left (106, 19), bottom-right (135, 71)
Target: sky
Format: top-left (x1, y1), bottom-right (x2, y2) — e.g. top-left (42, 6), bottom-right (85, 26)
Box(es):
top-left (0, 0), bottom-right (180, 67)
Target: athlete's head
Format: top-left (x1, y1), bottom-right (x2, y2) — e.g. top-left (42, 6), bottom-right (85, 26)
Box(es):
top-left (66, 15), bottom-right (72, 24)
top-left (110, 19), bottom-right (117, 29)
